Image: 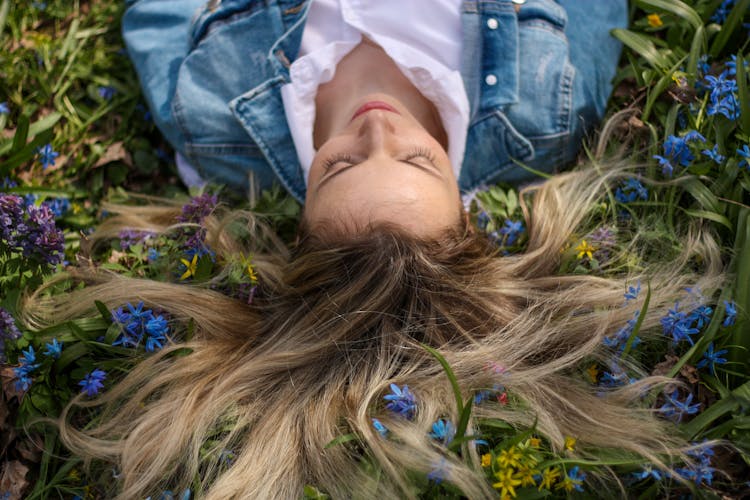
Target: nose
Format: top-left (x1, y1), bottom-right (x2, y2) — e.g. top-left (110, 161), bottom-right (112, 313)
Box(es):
top-left (356, 111), bottom-right (396, 154)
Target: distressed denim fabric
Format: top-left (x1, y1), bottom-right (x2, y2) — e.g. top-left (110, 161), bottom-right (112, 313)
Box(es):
top-left (122, 0), bottom-right (627, 203)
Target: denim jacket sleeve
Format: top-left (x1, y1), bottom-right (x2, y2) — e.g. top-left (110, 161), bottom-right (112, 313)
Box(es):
top-left (122, 0), bottom-right (207, 149)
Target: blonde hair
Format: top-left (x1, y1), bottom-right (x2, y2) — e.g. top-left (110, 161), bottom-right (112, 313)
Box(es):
top-left (23, 162), bottom-right (724, 498)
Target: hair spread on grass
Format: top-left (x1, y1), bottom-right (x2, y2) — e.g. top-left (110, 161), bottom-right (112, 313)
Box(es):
top-left (22, 163), bottom-right (724, 499)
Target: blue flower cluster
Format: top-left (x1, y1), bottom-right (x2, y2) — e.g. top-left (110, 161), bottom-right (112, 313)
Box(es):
top-left (0, 193), bottom-right (65, 266)
top-left (111, 301), bottom-right (169, 352)
top-left (653, 131), bottom-right (705, 177)
top-left (710, 0), bottom-right (735, 24)
top-left (490, 219), bottom-right (524, 246)
top-left (675, 443), bottom-right (715, 486)
top-left (704, 71), bottom-right (739, 120)
top-left (79, 368), bottom-right (107, 397)
top-left (0, 308), bottom-right (22, 363)
top-left (603, 311), bottom-right (641, 352)
top-left (614, 178), bottom-right (648, 203)
top-left (660, 300), bottom-right (713, 345)
top-left (384, 383), bottom-right (417, 420)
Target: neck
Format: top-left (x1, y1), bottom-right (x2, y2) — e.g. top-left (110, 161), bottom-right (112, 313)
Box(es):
top-left (313, 39), bottom-right (447, 149)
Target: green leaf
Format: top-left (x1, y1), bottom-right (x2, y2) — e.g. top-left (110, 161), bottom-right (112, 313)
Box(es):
top-left (621, 282), bottom-right (651, 358)
top-left (634, 0), bottom-right (704, 31)
top-left (54, 342), bottom-right (91, 372)
top-left (420, 343), bottom-right (463, 415)
top-left (678, 177), bottom-right (722, 213)
top-left (683, 380), bottom-right (750, 438)
top-left (611, 29), bottom-right (673, 71)
top-left (709, 0), bottom-right (750, 57)
top-left (95, 300), bottom-right (113, 323)
top-left (324, 433), bottom-right (359, 449)
top-left (686, 25), bottom-right (706, 87)
top-left (737, 52), bottom-right (750, 134)
top-left (679, 208), bottom-right (733, 230)
top-left (10, 114), bottom-right (29, 154)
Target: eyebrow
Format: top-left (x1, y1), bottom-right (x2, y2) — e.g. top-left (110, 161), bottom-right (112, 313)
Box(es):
top-left (315, 157), bottom-right (443, 193)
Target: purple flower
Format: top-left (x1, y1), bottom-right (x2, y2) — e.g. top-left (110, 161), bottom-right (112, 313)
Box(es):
top-left (695, 342), bottom-right (728, 374)
top-left (118, 229), bottom-right (155, 250)
top-left (384, 383), bottom-right (417, 420)
top-left (0, 194), bottom-right (25, 246)
top-left (79, 368), bottom-right (107, 397)
top-left (588, 226), bottom-right (616, 262)
top-left (0, 308), bottom-right (22, 341)
top-left (19, 204), bottom-right (65, 265)
top-left (177, 193), bottom-right (218, 224)
top-left (701, 145), bottom-right (725, 164)
top-left (36, 144), bottom-right (59, 170)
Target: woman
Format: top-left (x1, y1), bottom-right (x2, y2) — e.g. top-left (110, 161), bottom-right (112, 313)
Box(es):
top-left (122, 0), bottom-right (626, 234)
top-left (26, 1), bottom-right (725, 498)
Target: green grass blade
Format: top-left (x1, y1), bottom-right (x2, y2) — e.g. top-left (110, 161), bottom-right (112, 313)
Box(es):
top-left (10, 113), bottom-right (29, 154)
top-left (0, 0), bottom-right (9, 39)
top-left (421, 343), bottom-right (464, 415)
top-left (736, 52), bottom-right (750, 134)
top-left (622, 283), bottom-right (651, 358)
top-left (687, 25), bottom-right (706, 86)
top-left (324, 433), bottom-right (359, 449)
top-left (611, 29), bottom-right (673, 72)
top-left (709, 0), bottom-right (750, 57)
top-left (635, 0), bottom-right (704, 31)
top-left (679, 208), bottom-right (733, 230)
top-left (678, 177), bottom-right (722, 213)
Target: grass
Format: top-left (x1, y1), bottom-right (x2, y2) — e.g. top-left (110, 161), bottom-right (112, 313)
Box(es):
top-left (1, 0), bottom-right (749, 498)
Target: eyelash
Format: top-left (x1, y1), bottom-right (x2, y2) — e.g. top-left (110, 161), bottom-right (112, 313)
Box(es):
top-left (322, 147), bottom-right (437, 170)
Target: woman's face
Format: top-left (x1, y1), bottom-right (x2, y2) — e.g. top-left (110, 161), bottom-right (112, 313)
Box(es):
top-left (304, 94), bottom-right (463, 236)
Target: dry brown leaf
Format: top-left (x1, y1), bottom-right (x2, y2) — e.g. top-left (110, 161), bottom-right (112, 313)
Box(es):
top-left (0, 460), bottom-right (29, 500)
top-left (93, 141), bottom-right (132, 168)
top-left (0, 367), bottom-right (24, 402)
top-left (16, 435), bottom-right (44, 463)
top-left (651, 354), bottom-right (679, 377)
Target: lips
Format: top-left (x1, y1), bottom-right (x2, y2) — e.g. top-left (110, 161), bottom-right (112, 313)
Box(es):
top-left (350, 101), bottom-right (400, 122)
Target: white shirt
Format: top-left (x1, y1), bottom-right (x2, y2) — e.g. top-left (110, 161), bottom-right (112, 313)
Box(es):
top-left (280, 0), bottom-right (469, 185)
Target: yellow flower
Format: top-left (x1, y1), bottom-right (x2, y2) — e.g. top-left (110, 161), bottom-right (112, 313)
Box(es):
top-left (538, 466), bottom-right (561, 490)
top-left (564, 436), bottom-right (577, 451)
top-left (516, 464), bottom-right (539, 487)
top-left (529, 437), bottom-right (541, 448)
top-left (68, 468), bottom-right (81, 483)
top-left (180, 253), bottom-right (199, 280)
top-left (481, 453), bottom-right (492, 467)
top-left (555, 474), bottom-right (583, 492)
top-left (586, 364), bottom-right (599, 383)
top-left (647, 13), bottom-right (663, 27)
top-left (71, 202), bottom-right (82, 214)
top-left (496, 446), bottom-right (523, 469)
top-left (492, 468), bottom-right (522, 498)
top-left (575, 240), bottom-right (595, 260)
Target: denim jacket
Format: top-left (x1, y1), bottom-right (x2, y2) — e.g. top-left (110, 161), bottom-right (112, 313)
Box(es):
top-left (123, 0), bottom-right (626, 203)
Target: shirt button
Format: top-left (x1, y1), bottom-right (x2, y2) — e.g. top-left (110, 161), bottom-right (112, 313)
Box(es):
top-left (486, 18), bottom-right (498, 30)
top-left (485, 74), bottom-right (498, 86)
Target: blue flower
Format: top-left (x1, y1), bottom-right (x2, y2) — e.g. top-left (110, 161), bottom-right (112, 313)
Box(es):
top-left (98, 86), bottom-right (116, 100)
top-left (723, 300), bottom-right (737, 327)
top-left (36, 144), bottom-right (59, 170)
top-left (683, 130), bottom-right (706, 143)
top-left (566, 466), bottom-right (586, 492)
top-left (603, 311), bottom-right (641, 352)
top-left (737, 144), bottom-right (750, 170)
top-left (384, 383), bottom-right (417, 420)
top-left (624, 281), bottom-right (641, 302)
top-left (429, 419), bottom-right (456, 445)
top-left (615, 178), bottom-right (648, 203)
top-left (725, 55), bottom-right (750, 76)
top-left (79, 368), bottom-right (107, 397)
top-left (498, 219), bottom-right (525, 245)
top-left (660, 303), bottom-right (699, 345)
top-left (633, 465), bottom-right (662, 482)
top-left (43, 338), bottom-right (63, 359)
top-left (710, 0), bottom-right (735, 24)
top-left (701, 145), bottom-right (725, 164)
top-left (675, 443), bottom-right (715, 485)
top-left (427, 458), bottom-right (448, 484)
top-left (653, 155), bottom-right (673, 177)
top-left (372, 418), bottom-right (389, 438)
top-left (695, 342), bottom-right (728, 374)
top-left (659, 390), bottom-right (700, 422)
top-left (0, 102), bottom-right (9, 114)
top-left (147, 248), bottom-right (160, 262)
